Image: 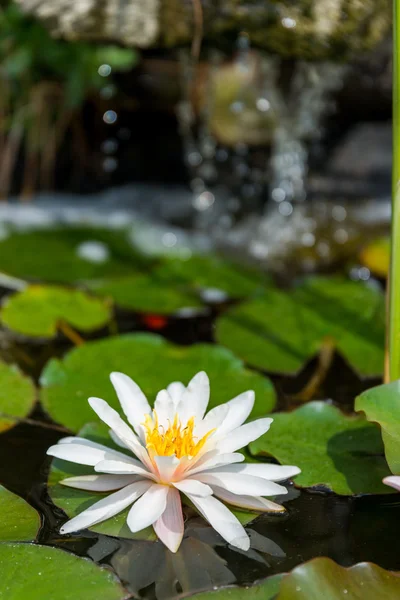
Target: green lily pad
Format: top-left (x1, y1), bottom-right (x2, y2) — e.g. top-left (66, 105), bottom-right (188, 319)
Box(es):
top-left (216, 277), bottom-right (384, 376)
top-left (0, 226), bottom-right (148, 284)
top-left (0, 486), bottom-right (40, 541)
top-left (189, 574), bottom-right (284, 599)
top-left (88, 274), bottom-right (202, 314)
top-left (155, 254), bottom-right (265, 299)
top-left (276, 558), bottom-right (400, 600)
top-left (356, 380), bottom-right (400, 474)
top-left (0, 543), bottom-right (128, 600)
top-left (1, 285), bottom-right (112, 338)
top-left (40, 333), bottom-right (276, 432)
top-left (249, 402), bottom-right (391, 495)
top-left (0, 361), bottom-right (36, 432)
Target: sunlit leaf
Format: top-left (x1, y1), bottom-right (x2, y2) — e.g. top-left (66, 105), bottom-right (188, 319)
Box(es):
top-left (0, 361), bottom-right (36, 433)
top-left (250, 402), bottom-right (391, 495)
top-left (0, 486), bottom-right (40, 541)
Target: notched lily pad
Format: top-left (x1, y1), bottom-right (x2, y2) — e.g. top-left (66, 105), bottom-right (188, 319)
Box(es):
top-left (40, 333), bottom-right (276, 432)
top-left (216, 277), bottom-right (384, 377)
top-left (0, 543), bottom-right (128, 599)
top-left (0, 486), bottom-right (40, 541)
top-left (1, 285), bottom-right (112, 338)
top-left (250, 402), bottom-right (391, 495)
top-left (0, 361), bottom-right (36, 432)
top-left (356, 380), bottom-right (400, 474)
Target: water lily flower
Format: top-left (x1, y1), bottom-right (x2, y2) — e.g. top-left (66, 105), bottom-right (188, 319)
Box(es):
top-left (383, 476), bottom-right (400, 491)
top-left (47, 371), bottom-right (300, 552)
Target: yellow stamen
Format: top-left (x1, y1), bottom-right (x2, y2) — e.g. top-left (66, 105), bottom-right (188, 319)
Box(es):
top-left (142, 411), bottom-right (214, 459)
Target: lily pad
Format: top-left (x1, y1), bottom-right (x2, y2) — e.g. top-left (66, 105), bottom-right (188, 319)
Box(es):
top-left (88, 274), bottom-right (202, 314)
top-left (0, 543), bottom-right (128, 600)
top-left (40, 333), bottom-right (276, 432)
top-left (0, 486), bottom-right (40, 541)
top-left (0, 361), bottom-right (36, 432)
top-left (189, 574), bottom-right (284, 599)
top-left (216, 277), bottom-right (384, 376)
top-left (356, 380), bottom-right (400, 474)
top-left (277, 558), bottom-right (400, 600)
top-left (1, 285), bottom-right (112, 338)
top-left (0, 226), bottom-right (148, 284)
top-left (249, 402), bottom-right (391, 495)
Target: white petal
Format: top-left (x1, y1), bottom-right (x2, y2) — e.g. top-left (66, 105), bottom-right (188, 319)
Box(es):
top-left (216, 418), bottom-right (273, 453)
top-left (216, 391), bottom-right (255, 436)
top-left (95, 458), bottom-right (155, 480)
top-left (383, 476), bottom-right (400, 492)
top-left (127, 484), bottom-right (169, 532)
top-left (153, 487), bottom-right (184, 553)
top-left (61, 474), bottom-right (137, 492)
top-left (154, 390), bottom-right (176, 429)
top-left (212, 485), bottom-right (286, 513)
top-left (213, 463), bottom-right (300, 482)
top-left (110, 372), bottom-right (151, 436)
top-left (173, 479), bottom-right (213, 497)
top-left (188, 452), bottom-right (245, 476)
top-left (154, 455), bottom-right (180, 481)
top-left (60, 480), bottom-right (152, 534)
top-left (109, 429), bottom-right (130, 449)
top-left (186, 494), bottom-right (250, 551)
top-left (177, 371), bottom-right (210, 425)
top-left (195, 404), bottom-right (229, 439)
top-left (193, 472), bottom-right (287, 497)
top-left (167, 382), bottom-right (186, 405)
top-left (47, 440), bottom-right (128, 467)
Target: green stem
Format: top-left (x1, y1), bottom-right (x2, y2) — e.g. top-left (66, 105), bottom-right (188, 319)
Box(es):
top-left (389, 0), bottom-right (400, 381)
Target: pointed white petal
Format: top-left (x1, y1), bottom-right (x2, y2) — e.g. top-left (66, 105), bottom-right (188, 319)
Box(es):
top-left (188, 452), bottom-right (245, 476)
top-left (47, 440), bottom-right (127, 467)
top-left (110, 372), bottom-right (151, 435)
top-left (216, 391), bottom-right (255, 436)
top-left (127, 484), bottom-right (169, 532)
top-left (154, 455), bottom-right (180, 481)
top-left (193, 472), bottom-right (287, 497)
top-left (216, 418), bottom-right (273, 453)
top-left (186, 494), bottom-right (250, 551)
top-left (195, 404), bottom-right (229, 439)
top-left (213, 463), bottom-right (300, 482)
top-left (383, 476), bottom-right (400, 491)
top-left (109, 429), bottom-right (130, 449)
top-left (173, 479), bottom-right (213, 497)
top-left (167, 382), bottom-right (186, 405)
top-left (154, 390), bottom-right (176, 429)
top-left (61, 474), bottom-right (137, 492)
top-left (153, 487), bottom-right (184, 553)
top-left (177, 371), bottom-right (210, 425)
top-left (211, 485), bottom-right (286, 513)
top-left (95, 458), bottom-right (156, 480)
top-left (60, 480), bottom-right (152, 534)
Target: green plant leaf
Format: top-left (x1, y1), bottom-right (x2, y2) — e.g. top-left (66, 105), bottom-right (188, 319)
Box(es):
top-left (188, 575), bottom-right (284, 599)
top-left (0, 361), bottom-right (36, 432)
top-left (88, 274), bottom-right (202, 314)
top-left (0, 486), bottom-right (40, 542)
top-left (95, 46), bottom-right (138, 71)
top-left (216, 277), bottom-right (384, 376)
top-left (40, 333), bottom-right (276, 432)
top-left (0, 543), bottom-right (128, 599)
top-left (355, 380), bottom-right (400, 474)
top-left (1, 285), bottom-right (112, 338)
top-left (276, 558), bottom-right (400, 600)
top-left (249, 402), bottom-right (391, 495)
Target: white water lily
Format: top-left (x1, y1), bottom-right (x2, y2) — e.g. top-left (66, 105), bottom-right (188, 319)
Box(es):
top-left (47, 371), bottom-right (300, 552)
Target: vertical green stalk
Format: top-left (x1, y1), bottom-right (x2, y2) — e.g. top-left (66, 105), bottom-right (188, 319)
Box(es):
top-left (389, 0), bottom-right (400, 381)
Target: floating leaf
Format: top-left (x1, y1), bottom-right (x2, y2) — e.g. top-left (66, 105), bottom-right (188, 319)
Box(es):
top-left (0, 226), bottom-right (148, 284)
top-left (189, 575), bottom-right (284, 599)
top-left (40, 333), bottom-right (276, 432)
top-left (276, 558), bottom-right (400, 600)
top-left (359, 237), bottom-right (390, 279)
top-left (0, 361), bottom-right (36, 432)
top-left (0, 543), bottom-right (127, 599)
top-left (356, 380), bottom-right (400, 474)
top-left (0, 486), bottom-right (40, 541)
top-left (216, 277), bottom-right (384, 376)
top-left (88, 274), bottom-right (202, 314)
top-left (249, 402), bottom-right (391, 495)
top-left (1, 285), bottom-right (112, 338)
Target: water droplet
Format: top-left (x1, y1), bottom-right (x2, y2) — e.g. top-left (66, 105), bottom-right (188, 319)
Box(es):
top-left (76, 241), bottom-right (110, 263)
top-left (301, 232), bottom-right (315, 247)
top-left (332, 205), bottom-right (347, 222)
top-left (334, 228), bottom-right (349, 244)
top-left (193, 191), bottom-right (215, 211)
top-left (256, 98), bottom-right (271, 112)
top-left (100, 85), bottom-right (116, 100)
top-left (98, 64), bottom-right (112, 77)
top-left (279, 201), bottom-right (293, 216)
top-left (272, 187), bottom-right (286, 202)
top-left (162, 232), bottom-right (177, 248)
top-left (188, 151), bottom-right (203, 167)
top-left (103, 110), bottom-right (118, 125)
top-left (190, 177), bottom-right (205, 193)
top-left (102, 157), bottom-right (118, 172)
top-left (282, 17), bottom-right (297, 28)
top-left (101, 139), bottom-right (118, 154)
top-left (216, 148), bottom-right (229, 162)
top-left (202, 287), bottom-right (229, 303)
top-left (230, 101), bottom-right (245, 114)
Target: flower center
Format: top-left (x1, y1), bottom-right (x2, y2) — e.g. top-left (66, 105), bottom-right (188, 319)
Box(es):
top-left (142, 411), bottom-right (214, 459)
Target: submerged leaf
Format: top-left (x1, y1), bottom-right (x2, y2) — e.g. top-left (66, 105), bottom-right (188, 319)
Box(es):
top-left (1, 285), bottom-right (112, 338)
top-left (188, 574), bottom-right (284, 599)
top-left (250, 402), bottom-right (391, 495)
top-left (0, 486), bottom-right (40, 541)
top-left (40, 333), bottom-right (276, 432)
top-left (0, 361), bottom-right (36, 433)
top-left (0, 543), bottom-right (127, 599)
top-left (216, 277), bottom-right (384, 376)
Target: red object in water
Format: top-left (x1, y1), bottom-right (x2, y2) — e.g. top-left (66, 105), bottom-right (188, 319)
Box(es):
top-left (142, 314), bottom-right (168, 330)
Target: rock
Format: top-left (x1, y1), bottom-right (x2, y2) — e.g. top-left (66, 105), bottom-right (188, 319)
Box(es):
top-left (16, 0), bottom-right (390, 59)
